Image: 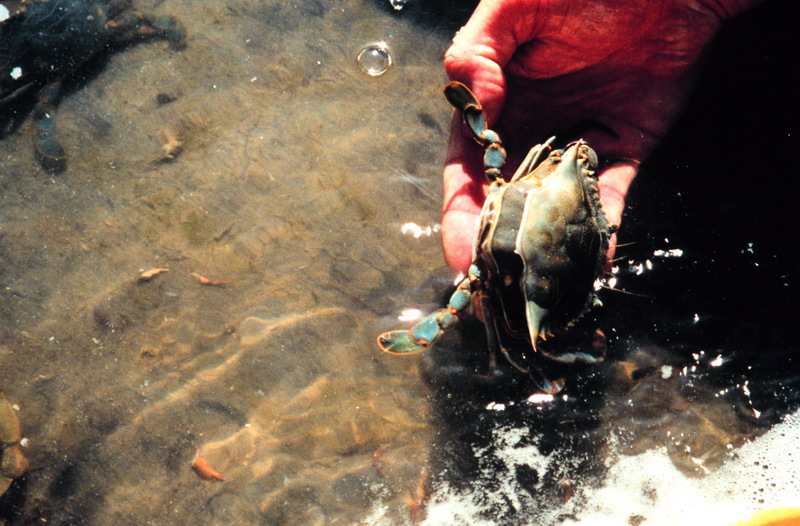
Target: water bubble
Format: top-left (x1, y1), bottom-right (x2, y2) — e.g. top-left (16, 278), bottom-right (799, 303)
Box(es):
top-left (389, 0), bottom-right (407, 10)
top-left (357, 43), bottom-right (393, 77)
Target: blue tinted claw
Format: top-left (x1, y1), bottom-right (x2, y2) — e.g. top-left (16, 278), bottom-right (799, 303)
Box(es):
top-left (444, 81), bottom-right (506, 181)
top-left (539, 376), bottom-right (566, 395)
top-left (377, 310), bottom-right (455, 355)
top-left (378, 276), bottom-right (474, 355)
top-left (537, 328), bottom-right (607, 364)
top-left (443, 81), bottom-right (486, 138)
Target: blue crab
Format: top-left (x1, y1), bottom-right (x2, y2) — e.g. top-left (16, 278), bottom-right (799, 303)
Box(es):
top-left (0, 0), bottom-right (186, 171)
top-left (378, 82), bottom-right (610, 393)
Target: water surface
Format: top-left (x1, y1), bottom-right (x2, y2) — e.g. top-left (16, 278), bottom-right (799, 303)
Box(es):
top-left (0, 0), bottom-right (798, 524)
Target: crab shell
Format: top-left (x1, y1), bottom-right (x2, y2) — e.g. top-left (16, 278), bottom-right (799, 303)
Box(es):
top-left (474, 140), bottom-right (609, 351)
top-left (0, 0), bottom-right (110, 96)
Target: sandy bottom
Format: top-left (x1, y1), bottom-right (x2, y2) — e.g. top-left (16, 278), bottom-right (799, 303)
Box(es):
top-left (0, 0), bottom-right (797, 524)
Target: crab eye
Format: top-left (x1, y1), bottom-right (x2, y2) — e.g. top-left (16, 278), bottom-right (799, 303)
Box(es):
top-left (581, 144), bottom-right (599, 168)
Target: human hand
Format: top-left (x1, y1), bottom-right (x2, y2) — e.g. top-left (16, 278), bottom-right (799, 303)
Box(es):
top-left (441, 0), bottom-right (758, 274)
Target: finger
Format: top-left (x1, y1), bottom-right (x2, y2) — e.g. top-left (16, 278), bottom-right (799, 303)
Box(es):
top-left (598, 162), bottom-right (637, 230)
top-left (444, 0), bottom-right (541, 124)
top-left (597, 162), bottom-right (638, 265)
top-left (442, 113), bottom-right (488, 274)
top-left (442, 208), bottom-right (479, 275)
top-left (441, 0), bottom-right (543, 275)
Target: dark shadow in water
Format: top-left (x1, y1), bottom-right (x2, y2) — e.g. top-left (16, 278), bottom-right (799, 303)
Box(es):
top-left (369, 0), bottom-right (479, 35)
top-left (626, 0), bottom-right (800, 419)
top-left (1, 2), bottom-right (184, 145)
top-left (0, 51), bottom-right (106, 141)
top-left (410, 1), bottom-right (799, 522)
top-left (417, 304), bottom-right (609, 522)
top-left (0, 473), bottom-right (28, 524)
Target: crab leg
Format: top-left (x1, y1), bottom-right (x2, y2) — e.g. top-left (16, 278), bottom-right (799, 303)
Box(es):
top-left (536, 328), bottom-right (607, 365)
top-left (480, 289), bottom-right (566, 394)
top-left (444, 81), bottom-right (507, 182)
top-left (525, 365), bottom-right (566, 395)
top-left (109, 12), bottom-right (187, 47)
top-left (509, 137), bottom-right (556, 182)
top-left (377, 270), bottom-right (476, 355)
top-left (32, 82), bottom-right (67, 173)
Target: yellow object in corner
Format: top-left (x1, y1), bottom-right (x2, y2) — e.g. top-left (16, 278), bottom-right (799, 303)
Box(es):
top-left (733, 508), bottom-right (800, 526)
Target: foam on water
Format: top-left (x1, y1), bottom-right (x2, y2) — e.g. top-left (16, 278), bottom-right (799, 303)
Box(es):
top-left (420, 422), bottom-right (587, 526)
top-left (416, 410), bottom-right (799, 525)
top-left (574, 409), bottom-right (800, 525)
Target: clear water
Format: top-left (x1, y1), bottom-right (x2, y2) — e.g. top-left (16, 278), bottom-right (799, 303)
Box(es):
top-left (357, 43), bottom-right (393, 76)
top-left (0, 0), bottom-right (798, 524)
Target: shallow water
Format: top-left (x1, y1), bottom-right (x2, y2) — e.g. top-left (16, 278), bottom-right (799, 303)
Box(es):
top-left (1, 0), bottom-right (799, 524)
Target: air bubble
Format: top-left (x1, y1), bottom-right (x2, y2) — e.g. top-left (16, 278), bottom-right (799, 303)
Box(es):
top-left (357, 43), bottom-right (393, 77)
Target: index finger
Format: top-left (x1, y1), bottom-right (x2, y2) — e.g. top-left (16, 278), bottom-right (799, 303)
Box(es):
top-left (444, 0), bottom-right (542, 125)
top-left (442, 112), bottom-right (488, 274)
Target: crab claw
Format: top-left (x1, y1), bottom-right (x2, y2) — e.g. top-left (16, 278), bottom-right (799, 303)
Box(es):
top-left (377, 308), bottom-right (457, 355)
top-left (539, 377), bottom-right (566, 395)
top-left (444, 81), bottom-right (490, 145)
top-left (377, 330), bottom-right (429, 355)
top-left (34, 134), bottom-right (67, 173)
top-left (149, 14), bottom-right (188, 47)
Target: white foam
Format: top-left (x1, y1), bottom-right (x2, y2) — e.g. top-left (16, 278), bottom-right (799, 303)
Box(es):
top-left (416, 410), bottom-right (800, 525)
top-left (422, 425), bottom-right (584, 526)
top-left (573, 409), bottom-right (800, 525)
